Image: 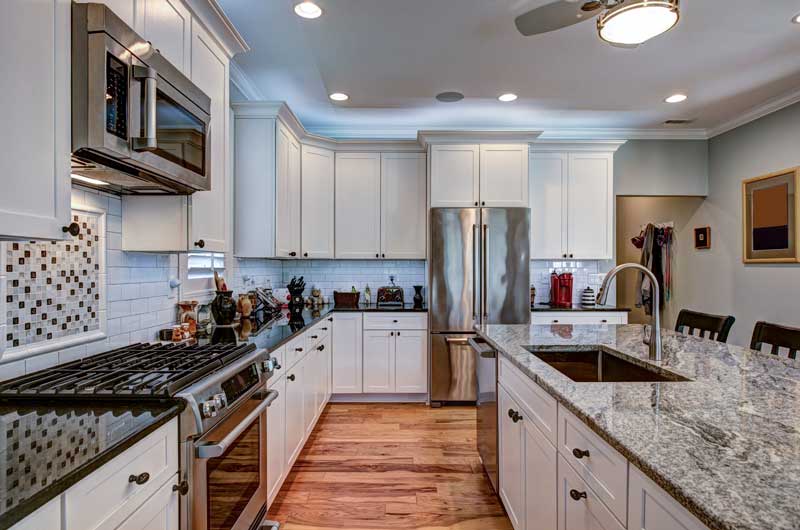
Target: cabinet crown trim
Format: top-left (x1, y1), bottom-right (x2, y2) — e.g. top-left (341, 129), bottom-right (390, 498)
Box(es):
top-left (418, 130), bottom-right (542, 149)
top-left (531, 140), bottom-right (627, 153)
top-left (184, 0), bottom-right (249, 57)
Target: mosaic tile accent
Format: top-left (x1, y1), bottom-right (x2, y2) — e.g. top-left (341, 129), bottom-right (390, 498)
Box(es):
top-left (4, 211), bottom-right (104, 350)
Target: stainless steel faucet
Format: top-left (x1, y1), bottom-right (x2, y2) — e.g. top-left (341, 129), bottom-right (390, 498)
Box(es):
top-left (596, 263), bottom-right (662, 362)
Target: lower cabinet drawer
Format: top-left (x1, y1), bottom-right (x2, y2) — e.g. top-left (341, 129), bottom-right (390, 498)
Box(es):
top-left (363, 312), bottom-right (428, 330)
top-left (284, 335), bottom-right (307, 370)
top-left (532, 312), bottom-right (628, 325)
top-left (499, 357), bottom-right (558, 446)
top-left (116, 474), bottom-right (179, 530)
top-left (558, 405), bottom-right (628, 525)
top-left (558, 454), bottom-right (625, 530)
top-left (64, 419), bottom-right (178, 530)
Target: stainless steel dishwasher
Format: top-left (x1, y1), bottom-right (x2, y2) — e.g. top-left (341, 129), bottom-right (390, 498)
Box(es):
top-left (470, 336), bottom-right (498, 493)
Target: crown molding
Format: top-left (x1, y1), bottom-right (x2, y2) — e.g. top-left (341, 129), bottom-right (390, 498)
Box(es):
top-left (538, 128), bottom-right (708, 140)
top-left (531, 140), bottom-right (627, 153)
top-left (229, 60), bottom-right (263, 101)
top-left (417, 130), bottom-right (543, 149)
top-left (184, 0), bottom-right (249, 58)
top-left (707, 87), bottom-right (800, 138)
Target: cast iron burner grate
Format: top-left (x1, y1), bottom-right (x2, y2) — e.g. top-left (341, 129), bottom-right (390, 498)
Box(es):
top-left (0, 342), bottom-right (257, 399)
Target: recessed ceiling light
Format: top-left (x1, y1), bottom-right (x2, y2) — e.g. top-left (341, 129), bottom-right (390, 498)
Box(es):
top-left (329, 92), bottom-right (349, 101)
top-left (294, 1), bottom-right (322, 19)
top-left (435, 91), bottom-right (464, 103)
top-left (598, 0), bottom-right (679, 45)
top-left (792, 13), bottom-right (800, 24)
top-left (664, 93), bottom-right (687, 103)
top-left (71, 174), bottom-right (108, 186)
top-left (498, 93), bottom-right (518, 102)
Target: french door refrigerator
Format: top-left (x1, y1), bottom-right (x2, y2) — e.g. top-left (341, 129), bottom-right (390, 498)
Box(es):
top-left (428, 207), bottom-right (530, 406)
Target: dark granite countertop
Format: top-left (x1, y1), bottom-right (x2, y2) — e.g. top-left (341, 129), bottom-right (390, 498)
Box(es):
top-left (475, 323), bottom-right (800, 530)
top-left (334, 303), bottom-right (427, 313)
top-left (0, 399), bottom-right (183, 529)
top-left (531, 303), bottom-right (631, 312)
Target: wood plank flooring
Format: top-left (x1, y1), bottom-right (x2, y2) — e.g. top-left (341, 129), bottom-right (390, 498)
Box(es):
top-left (267, 403), bottom-right (512, 530)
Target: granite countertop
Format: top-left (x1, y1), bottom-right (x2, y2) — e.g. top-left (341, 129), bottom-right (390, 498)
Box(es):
top-left (0, 400), bottom-right (184, 529)
top-left (531, 303), bottom-right (632, 312)
top-left (476, 323), bottom-right (800, 530)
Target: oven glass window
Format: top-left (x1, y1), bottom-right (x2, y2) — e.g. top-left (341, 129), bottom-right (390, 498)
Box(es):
top-left (152, 91), bottom-right (206, 175)
top-left (206, 420), bottom-right (261, 530)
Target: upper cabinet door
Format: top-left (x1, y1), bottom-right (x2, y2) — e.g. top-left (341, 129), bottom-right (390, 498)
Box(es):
top-left (276, 122), bottom-right (302, 258)
top-left (74, 0), bottom-right (140, 29)
top-left (142, 0), bottom-right (191, 74)
top-left (335, 153), bottom-right (381, 259)
top-left (0, 0), bottom-right (71, 241)
top-left (189, 23), bottom-right (228, 252)
top-left (430, 145), bottom-right (480, 207)
top-left (530, 153), bottom-right (568, 259)
top-left (567, 153), bottom-right (613, 260)
top-left (479, 144), bottom-right (529, 207)
top-left (301, 146), bottom-right (335, 258)
top-left (381, 153), bottom-right (427, 259)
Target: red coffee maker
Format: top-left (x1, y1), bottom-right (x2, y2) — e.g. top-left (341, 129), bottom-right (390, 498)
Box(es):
top-left (550, 272), bottom-right (574, 308)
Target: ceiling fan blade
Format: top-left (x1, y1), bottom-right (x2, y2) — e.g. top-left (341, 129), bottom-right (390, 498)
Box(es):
top-left (515, 0), bottom-right (599, 37)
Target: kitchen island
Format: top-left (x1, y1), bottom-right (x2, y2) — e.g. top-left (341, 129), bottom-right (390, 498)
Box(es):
top-left (476, 323), bottom-right (800, 530)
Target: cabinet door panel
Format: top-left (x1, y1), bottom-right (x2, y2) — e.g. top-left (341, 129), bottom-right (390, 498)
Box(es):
top-left (524, 420), bottom-right (557, 530)
top-left (302, 146), bottom-right (335, 258)
top-left (189, 22), bottom-right (228, 252)
top-left (558, 454), bottom-right (624, 530)
top-left (332, 313), bottom-right (363, 393)
top-left (276, 123), bottom-right (302, 258)
top-left (285, 360), bottom-right (305, 465)
top-left (335, 153), bottom-right (381, 258)
top-left (480, 144), bottom-right (529, 207)
top-left (381, 153), bottom-right (427, 258)
top-left (9, 498), bottom-right (60, 530)
top-left (363, 330), bottom-right (394, 393)
top-left (498, 386), bottom-right (525, 530)
top-left (394, 330), bottom-right (427, 393)
top-left (530, 153), bottom-right (567, 259)
top-left (567, 153), bottom-right (613, 260)
top-left (430, 145), bottom-right (480, 207)
top-left (0, 0), bottom-right (71, 241)
top-left (143, 0), bottom-right (190, 74)
top-left (628, 466), bottom-right (709, 530)
top-left (302, 353), bottom-right (317, 435)
top-left (267, 376), bottom-right (286, 506)
top-left (117, 477), bottom-right (179, 530)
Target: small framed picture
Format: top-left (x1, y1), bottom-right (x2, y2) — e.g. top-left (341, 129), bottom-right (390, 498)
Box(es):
top-left (742, 167), bottom-right (800, 263)
top-left (694, 227), bottom-right (710, 249)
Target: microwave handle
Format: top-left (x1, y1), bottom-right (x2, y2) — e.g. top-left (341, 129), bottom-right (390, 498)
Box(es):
top-left (132, 65), bottom-right (158, 151)
top-left (195, 389), bottom-right (278, 459)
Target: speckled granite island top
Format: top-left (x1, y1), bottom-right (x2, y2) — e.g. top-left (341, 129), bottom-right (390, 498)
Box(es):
top-left (476, 323), bottom-right (800, 530)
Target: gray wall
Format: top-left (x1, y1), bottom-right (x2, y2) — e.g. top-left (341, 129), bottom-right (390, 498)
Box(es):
top-left (615, 140), bottom-right (709, 196)
top-left (681, 102), bottom-right (800, 346)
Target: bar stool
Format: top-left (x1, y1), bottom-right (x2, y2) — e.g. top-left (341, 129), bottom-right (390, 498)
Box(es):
top-left (750, 321), bottom-right (800, 360)
top-left (674, 309), bottom-right (735, 343)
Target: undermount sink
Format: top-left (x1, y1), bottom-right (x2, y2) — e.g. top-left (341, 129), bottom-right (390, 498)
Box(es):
top-left (523, 348), bottom-right (690, 383)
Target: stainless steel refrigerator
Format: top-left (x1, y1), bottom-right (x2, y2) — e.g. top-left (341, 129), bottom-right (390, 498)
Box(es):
top-left (428, 207), bottom-right (530, 406)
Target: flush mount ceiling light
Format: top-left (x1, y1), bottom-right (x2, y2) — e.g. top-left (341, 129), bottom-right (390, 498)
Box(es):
top-left (435, 91), bottom-right (464, 103)
top-left (498, 93), bottom-right (518, 102)
top-left (329, 92), bottom-right (349, 101)
top-left (598, 0), bottom-right (680, 45)
top-left (792, 13), bottom-right (800, 24)
top-left (664, 93), bottom-right (687, 103)
top-left (294, 1), bottom-right (322, 19)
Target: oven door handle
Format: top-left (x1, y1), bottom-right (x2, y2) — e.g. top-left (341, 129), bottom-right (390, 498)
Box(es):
top-left (195, 389), bottom-right (279, 459)
top-left (132, 65), bottom-right (158, 151)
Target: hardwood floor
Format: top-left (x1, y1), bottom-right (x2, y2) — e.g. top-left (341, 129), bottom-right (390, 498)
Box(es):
top-left (267, 403), bottom-right (512, 529)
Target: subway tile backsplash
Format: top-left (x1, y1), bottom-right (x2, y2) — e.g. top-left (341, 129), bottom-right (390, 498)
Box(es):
top-left (531, 260), bottom-right (615, 306)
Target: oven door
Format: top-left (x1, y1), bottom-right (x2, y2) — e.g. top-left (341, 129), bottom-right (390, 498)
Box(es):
top-left (191, 388), bottom-right (278, 530)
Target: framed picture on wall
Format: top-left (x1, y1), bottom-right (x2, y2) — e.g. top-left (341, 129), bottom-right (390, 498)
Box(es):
top-left (742, 167), bottom-right (800, 263)
top-left (694, 227), bottom-right (710, 249)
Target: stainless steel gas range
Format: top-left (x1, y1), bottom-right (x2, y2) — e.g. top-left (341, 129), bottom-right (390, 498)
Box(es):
top-left (0, 341), bottom-right (281, 530)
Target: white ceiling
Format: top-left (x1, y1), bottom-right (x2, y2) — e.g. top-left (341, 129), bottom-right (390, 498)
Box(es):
top-left (219, 0), bottom-right (800, 138)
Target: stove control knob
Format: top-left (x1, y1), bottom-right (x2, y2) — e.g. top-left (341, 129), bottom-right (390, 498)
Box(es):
top-left (212, 393), bottom-right (227, 410)
top-left (201, 400), bottom-right (217, 418)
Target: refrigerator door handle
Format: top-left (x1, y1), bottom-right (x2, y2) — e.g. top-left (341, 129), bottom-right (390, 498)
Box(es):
top-left (472, 223), bottom-right (478, 320)
top-left (482, 223), bottom-right (488, 319)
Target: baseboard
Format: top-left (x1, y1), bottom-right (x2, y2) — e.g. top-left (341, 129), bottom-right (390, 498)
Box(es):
top-left (330, 393), bottom-right (428, 403)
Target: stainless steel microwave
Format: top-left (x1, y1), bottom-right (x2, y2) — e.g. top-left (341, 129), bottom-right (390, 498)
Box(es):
top-left (71, 3), bottom-right (211, 194)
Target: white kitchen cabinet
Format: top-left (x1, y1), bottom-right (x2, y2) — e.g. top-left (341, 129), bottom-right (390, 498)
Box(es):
top-left (479, 144), bottom-right (529, 207)
top-left (381, 153), bottom-right (427, 258)
top-left (332, 313), bottom-right (363, 394)
top-left (301, 146), bottom-right (335, 258)
top-left (498, 385), bottom-right (525, 530)
top-left (558, 454), bottom-right (625, 530)
top-left (276, 122), bottom-right (302, 258)
top-left (629, 466), bottom-right (709, 530)
top-left (302, 351), bottom-right (318, 436)
top-left (75, 0), bottom-right (139, 29)
top-left (524, 418), bottom-right (558, 530)
top-left (335, 153), bottom-right (382, 259)
top-left (568, 153), bottom-right (613, 260)
top-left (267, 375), bottom-right (286, 506)
top-left (284, 357), bottom-right (305, 466)
top-left (429, 145), bottom-right (480, 207)
top-left (531, 312), bottom-right (629, 325)
top-left (9, 498), bottom-right (60, 530)
top-left (530, 153), bottom-right (567, 259)
top-left (188, 21), bottom-right (229, 253)
top-left (116, 476), bottom-right (179, 530)
top-left (529, 150), bottom-right (614, 260)
top-left (142, 0), bottom-right (191, 74)
top-left (363, 330), bottom-right (395, 393)
top-left (394, 330), bottom-right (428, 393)
top-left (0, 0), bottom-right (72, 241)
